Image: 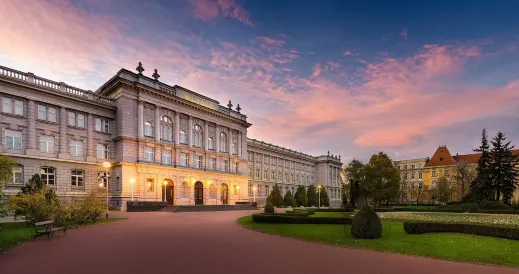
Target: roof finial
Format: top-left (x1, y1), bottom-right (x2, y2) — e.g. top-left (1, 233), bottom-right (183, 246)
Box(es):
top-left (236, 104), bottom-right (241, 113)
top-left (227, 100), bottom-right (233, 110)
top-left (327, 151), bottom-right (330, 156)
top-left (152, 69), bottom-right (160, 81)
top-left (136, 62), bottom-right (145, 75)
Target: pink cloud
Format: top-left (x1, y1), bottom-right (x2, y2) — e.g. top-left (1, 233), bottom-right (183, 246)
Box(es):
top-left (343, 50), bottom-right (357, 56)
top-left (256, 36), bottom-right (286, 47)
top-left (189, 0), bottom-right (253, 26)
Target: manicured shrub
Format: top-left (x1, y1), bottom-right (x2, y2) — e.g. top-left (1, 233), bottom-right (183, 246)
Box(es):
top-left (252, 214), bottom-right (352, 224)
top-left (268, 184), bottom-right (284, 207)
top-left (404, 222), bottom-right (519, 240)
top-left (283, 191), bottom-right (297, 208)
top-left (318, 186), bottom-right (330, 207)
top-left (294, 185), bottom-right (308, 207)
top-left (351, 205), bottom-right (383, 239)
top-left (282, 211), bottom-right (310, 217)
top-left (293, 208), bottom-right (316, 215)
top-left (316, 208), bottom-right (353, 212)
top-left (307, 185), bottom-right (317, 207)
top-left (478, 201), bottom-right (511, 210)
top-left (264, 203), bottom-right (275, 214)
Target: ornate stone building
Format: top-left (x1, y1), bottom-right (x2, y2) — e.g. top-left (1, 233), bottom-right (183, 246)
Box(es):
top-left (0, 64), bottom-right (342, 210)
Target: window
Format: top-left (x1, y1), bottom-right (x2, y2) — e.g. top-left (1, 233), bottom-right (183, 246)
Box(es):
top-left (96, 144), bottom-right (108, 159)
top-left (411, 164), bottom-right (415, 169)
top-left (222, 160), bottom-right (228, 171)
top-left (249, 184), bottom-right (253, 194)
top-left (209, 158), bottom-right (216, 170)
top-left (2, 97), bottom-right (23, 116)
top-left (70, 140), bottom-right (83, 157)
top-left (411, 173), bottom-right (415, 179)
top-left (248, 152), bottom-right (253, 161)
top-left (195, 155), bottom-right (202, 168)
top-left (162, 151), bottom-right (171, 165)
top-left (271, 170), bottom-right (275, 180)
top-left (432, 170), bottom-right (437, 177)
top-left (180, 152), bottom-right (188, 166)
top-left (220, 132), bottom-right (227, 152)
top-left (265, 185), bottom-right (270, 196)
top-left (95, 118), bottom-right (110, 133)
top-left (193, 124), bottom-right (203, 147)
top-left (160, 116), bottom-right (173, 141)
top-left (40, 167), bottom-right (56, 185)
top-left (181, 182), bottom-right (189, 198)
top-left (5, 129), bottom-right (22, 149)
top-left (445, 170), bottom-right (450, 177)
top-left (255, 167), bottom-right (260, 178)
top-left (39, 135), bottom-right (55, 153)
top-left (4, 165), bottom-right (22, 185)
top-left (71, 170), bottom-right (84, 187)
top-left (403, 165), bottom-right (407, 169)
top-left (248, 166), bottom-right (252, 177)
top-left (144, 147), bottom-right (154, 161)
top-left (278, 171), bottom-right (282, 181)
top-left (264, 169), bottom-right (268, 180)
top-left (208, 137), bottom-right (215, 150)
top-left (418, 172), bottom-right (423, 179)
top-left (37, 105), bottom-right (56, 122)
top-left (144, 122), bottom-right (153, 137)
top-left (233, 162), bottom-right (239, 173)
top-left (146, 178), bottom-right (154, 192)
top-left (404, 173), bottom-right (408, 180)
top-left (68, 112), bottom-right (85, 128)
top-left (257, 185), bottom-right (261, 197)
top-left (231, 142), bottom-right (237, 154)
top-left (180, 130), bottom-right (187, 144)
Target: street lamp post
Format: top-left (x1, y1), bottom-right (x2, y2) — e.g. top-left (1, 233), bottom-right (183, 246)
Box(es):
top-left (129, 178), bottom-right (135, 201)
top-left (163, 180), bottom-right (167, 202)
top-left (318, 185), bottom-right (322, 208)
top-left (102, 161), bottom-right (111, 219)
top-left (253, 186), bottom-right (257, 203)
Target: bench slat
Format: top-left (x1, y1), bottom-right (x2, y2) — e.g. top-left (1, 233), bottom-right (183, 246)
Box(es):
top-left (35, 220), bottom-right (54, 226)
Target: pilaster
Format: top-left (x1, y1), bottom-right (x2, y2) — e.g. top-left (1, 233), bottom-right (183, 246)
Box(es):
top-left (58, 107), bottom-right (69, 159)
top-left (25, 99), bottom-right (38, 156)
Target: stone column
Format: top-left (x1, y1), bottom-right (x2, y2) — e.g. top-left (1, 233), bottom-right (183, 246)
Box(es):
top-left (58, 107), bottom-right (69, 159)
top-left (155, 106), bottom-right (161, 142)
top-left (25, 100), bottom-right (37, 156)
top-left (175, 111), bottom-right (180, 144)
top-left (87, 113), bottom-right (95, 162)
top-left (215, 125), bottom-right (220, 152)
top-left (188, 116), bottom-right (193, 148)
top-left (204, 122), bottom-right (209, 151)
top-left (137, 101), bottom-right (144, 138)
top-left (237, 131), bottom-right (242, 158)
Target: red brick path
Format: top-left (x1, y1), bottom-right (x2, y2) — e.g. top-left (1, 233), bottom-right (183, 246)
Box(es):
top-left (0, 211), bottom-right (517, 274)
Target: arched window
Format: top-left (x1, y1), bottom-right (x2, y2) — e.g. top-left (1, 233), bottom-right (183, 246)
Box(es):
top-left (231, 142), bottom-right (237, 154)
top-left (144, 122), bottom-right (153, 137)
top-left (181, 182), bottom-right (189, 198)
top-left (180, 130), bottom-right (187, 144)
top-left (220, 132), bottom-right (227, 152)
top-left (160, 116), bottom-right (173, 142)
top-left (209, 184), bottom-right (217, 199)
top-left (193, 124), bottom-right (203, 147)
top-left (208, 137), bottom-right (215, 150)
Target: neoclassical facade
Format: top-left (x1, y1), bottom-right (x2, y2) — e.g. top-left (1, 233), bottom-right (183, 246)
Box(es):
top-left (0, 64), bottom-right (342, 210)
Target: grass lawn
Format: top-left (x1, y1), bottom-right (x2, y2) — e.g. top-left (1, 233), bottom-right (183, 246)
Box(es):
top-left (238, 215), bottom-right (519, 267)
top-left (0, 218), bottom-right (126, 253)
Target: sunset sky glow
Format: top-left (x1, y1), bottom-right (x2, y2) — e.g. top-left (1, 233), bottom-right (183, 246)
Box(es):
top-left (1, 0), bottom-right (519, 162)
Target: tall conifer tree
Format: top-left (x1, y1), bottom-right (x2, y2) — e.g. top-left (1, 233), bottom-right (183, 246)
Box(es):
top-left (489, 132), bottom-right (519, 204)
top-left (467, 128), bottom-right (493, 201)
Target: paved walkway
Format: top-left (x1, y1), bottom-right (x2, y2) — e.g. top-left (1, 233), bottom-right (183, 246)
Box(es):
top-left (1, 211), bottom-right (518, 274)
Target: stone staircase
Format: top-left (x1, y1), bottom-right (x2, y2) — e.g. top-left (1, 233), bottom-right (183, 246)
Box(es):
top-left (160, 204), bottom-right (258, 213)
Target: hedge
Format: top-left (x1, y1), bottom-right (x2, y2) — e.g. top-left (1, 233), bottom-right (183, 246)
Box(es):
top-left (315, 208), bottom-right (354, 212)
top-left (404, 222), bottom-right (519, 240)
top-left (375, 207), bottom-right (519, 214)
top-left (292, 209), bottom-right (316, 215)
top-left (252, 214), bottom-right (352, 224)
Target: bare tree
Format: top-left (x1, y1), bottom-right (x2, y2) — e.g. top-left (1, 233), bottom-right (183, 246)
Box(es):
top-left (451, 161), bottom-right (476, 200)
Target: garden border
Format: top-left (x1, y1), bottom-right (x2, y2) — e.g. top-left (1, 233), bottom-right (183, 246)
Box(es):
top-left (404, 221), bottom-right (519, 240)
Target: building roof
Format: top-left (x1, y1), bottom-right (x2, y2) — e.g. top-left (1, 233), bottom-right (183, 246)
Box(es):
top-left (424, 146), bottom-right (457, 167)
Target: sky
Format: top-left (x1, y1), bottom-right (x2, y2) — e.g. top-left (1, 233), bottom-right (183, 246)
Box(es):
top-left (1, 0), bottom-right (519, 163)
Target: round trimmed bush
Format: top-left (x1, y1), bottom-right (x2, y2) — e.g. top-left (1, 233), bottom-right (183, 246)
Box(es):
top-left (351, 205), bottom-right (383, 239)
top-left (264, 203), bottom-right (275, 214)
top-left (478, 201), bottom-right (511, 210)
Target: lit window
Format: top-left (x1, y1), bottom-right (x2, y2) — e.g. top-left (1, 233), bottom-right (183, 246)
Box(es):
top-left (144, 147), bottom-right (154, 162)
top-left (180, 130), bottom-right (187, 144)
top-left (146, 178), bottom-right (154, 192)
top-left (144, 122), bottom-right (153, 137)
top-left (70, 140), bottom-right (83, 157)
top-left (39, 135), bottom-right (55, 153)
top-left (180, 152), bottom-right (188, 166)
top-left (96, 144), bottom-right (108, 159)
top-left (5, 129), bottom-right (22, 149)
top-left (40, 167), bottom-right (56, 185)
top-left (95, 118), bottom-right (110, 133)
top-left (71, 170), bottom-right (84, 187)
top-left (162, 151), bottom-right (171, 165)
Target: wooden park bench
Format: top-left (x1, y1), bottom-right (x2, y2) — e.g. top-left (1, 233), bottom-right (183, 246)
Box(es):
top-left (34, 220), bottom-right (66, 240)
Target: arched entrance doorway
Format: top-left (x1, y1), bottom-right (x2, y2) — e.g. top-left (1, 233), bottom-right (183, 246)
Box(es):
top-left (194, 181), bottom-right (204, 205)
top-left (161, 179), bottom-right (174, 205)
top-left (220, 183), bottom-right (229, 205)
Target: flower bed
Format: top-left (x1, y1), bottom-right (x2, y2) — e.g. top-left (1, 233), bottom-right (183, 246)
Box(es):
top-left (379, 212), bottom-right (519, 227)
top-left (404, 222), bottom-right (519, 240)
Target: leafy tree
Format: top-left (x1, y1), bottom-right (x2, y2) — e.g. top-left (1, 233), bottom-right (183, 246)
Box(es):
top-left (267, 184), bottom-right (284, 207)
top-left (452, 161), bottom-right (476, 200)
top-left (318, 186), bottom-right (330, 207)
top-left (341, 183), bottom-right (348, 207)
top-left (20, 174), bottom-right (45, 194)
top-left (489, 132), bottom-right (519, 204)
top-left (294, 185), bottom-right (308, 207)
top-left (361, 152), bottom-right (400, 206)
top-left (283, 190), bottom-right (297, 207)
top-left (467, 128), bottom-right (493, 202)
top-left (435, 176), bottom-right (453, 203)
top-left (345, 160), bottom-right (363, 208)
top-left (8, 186), bottom-right (59, 224)
top-left (307, 185), bottom-right (317, 207)
top-left (0, 154), bottom-right (16, 217)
